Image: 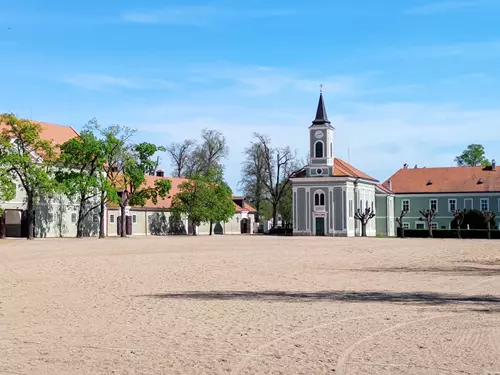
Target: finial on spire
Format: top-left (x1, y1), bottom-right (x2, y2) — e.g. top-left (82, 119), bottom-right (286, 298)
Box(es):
top-left (319, 84), bottom-right (323, 93)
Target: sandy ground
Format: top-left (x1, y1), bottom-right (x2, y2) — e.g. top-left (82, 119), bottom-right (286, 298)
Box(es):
top-left (1, 236), bottom-right (500, 375)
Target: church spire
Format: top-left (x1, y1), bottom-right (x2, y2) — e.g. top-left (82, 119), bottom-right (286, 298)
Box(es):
top-left (312, 90), bottom-right (331, 126)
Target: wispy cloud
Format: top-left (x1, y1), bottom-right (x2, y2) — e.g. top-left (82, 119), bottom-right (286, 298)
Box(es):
top-left (190, 63), bottom-right (359, 96)
top-left (120, 5), bottom-right (295, 26)
top-left (62, 74), bottom-right (176, 91)
top-left (404, 1), bottom-right (480, 15)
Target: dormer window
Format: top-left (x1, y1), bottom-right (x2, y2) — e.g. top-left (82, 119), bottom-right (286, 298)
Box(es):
top-left (314, 141), bottom-right (324, 158)
top-left (478, 178), bottom-right (484, 184)
top-left (426, 180), bottom-right (433, 185)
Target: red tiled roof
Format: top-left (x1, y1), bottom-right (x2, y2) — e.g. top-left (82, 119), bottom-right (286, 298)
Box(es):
top-left (333, 158), bottom-right (378, 181)
top-left (0, 119), bottom-right (79, 146)
top-left (376, 183), bottom-right (393, 194)
top-left (383, 165), bottom-right (500, 194)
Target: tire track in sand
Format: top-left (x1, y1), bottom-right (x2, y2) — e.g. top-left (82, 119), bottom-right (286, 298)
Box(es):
top-left (336, 314), bottom-right (456, 375)
top-left (231, 313), bottom-right (384, 375)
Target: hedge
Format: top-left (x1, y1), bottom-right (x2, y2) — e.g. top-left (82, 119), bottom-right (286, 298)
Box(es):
top-left (267, 227), bottom-right (293, 236)
top-left (397, 227), bottom-right (500, 239)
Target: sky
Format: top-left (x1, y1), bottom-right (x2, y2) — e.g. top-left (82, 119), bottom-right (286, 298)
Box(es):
top-left (1, 0), bottom-right (500, 193)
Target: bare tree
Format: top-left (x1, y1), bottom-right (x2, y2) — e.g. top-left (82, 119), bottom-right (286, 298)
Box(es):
top-left (479, 211), bottom-right (496, 239)
top-left (183, 129), bottom-right (229, 178)
top-left (419, 209), bottom-right (437, 238)
top-left (239, 141), bottom-right (267, 222)
top-left (452, 209), bottom-right (467, 239)
top-left (166, 139), bottom-right (196, 177)
top-left (251, 133), bottom-right (298, 229)
top-left (354, 207), bottom-right (376, 237)
top-left (395, 210), bottom-right (408, 238)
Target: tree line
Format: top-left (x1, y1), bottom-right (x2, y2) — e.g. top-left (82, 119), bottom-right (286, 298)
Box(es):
top-left (0, 114), bottom-right (234, 240)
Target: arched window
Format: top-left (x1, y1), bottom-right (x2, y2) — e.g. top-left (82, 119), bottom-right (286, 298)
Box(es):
top-left (314, 191), bottom-right (325, 206)
top-left (314, 141), bottom-right (324, 158)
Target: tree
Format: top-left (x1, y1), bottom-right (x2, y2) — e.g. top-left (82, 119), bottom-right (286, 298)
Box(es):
top-left (86, 122), bottom-right (135, 238)
top-left (479, 211), bottom-right (496, 239)
top-left (56, 129), bottom-right (104, 238)
top-left (0, 168), bottom-right (15, 239)
top-left (452, 209), bottom-right (467, 239)
top-left (166, 139), bottom-right (196, 177)
top-left (419, 209), bottom-right (437, 238)
top-left (354, 207), bottom-right (376, 237)
top-left (205, 169), bottom-right (235, 235)
top-left (171, 174), bottom-right (212, 236)
top-left (455, 144), bottom-right (490, 167)
top-left (112, 142), bottom-right (172, 237)
top-left (0, 114), bottom-right (57, 240)
top-left (395, 210), bottom-right (408, 238)
top-left (252, 133), bottom-right (298, 228)
top-left (278, 182), bottom-right (292, 230)
top-left (239, 140), bottom-right (267, 223)
top-left (184, 129), bottom-right (228, 177)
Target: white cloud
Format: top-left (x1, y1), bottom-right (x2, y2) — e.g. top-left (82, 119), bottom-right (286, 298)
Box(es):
top-left (63, 74), bottom-right (176, 91)
top-left (404, 1), bottom-right (479, 15)
top-left (120, 5), bottom-right (295, 26)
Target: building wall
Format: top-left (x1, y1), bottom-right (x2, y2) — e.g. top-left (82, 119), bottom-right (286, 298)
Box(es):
top-left (375, 195), bottom-right (388, 235)
top-left (394, 193), bottom-right (500, 229)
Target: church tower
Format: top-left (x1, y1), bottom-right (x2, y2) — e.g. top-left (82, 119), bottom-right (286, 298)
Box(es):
top-left (307, 91), bottom-right (335, 177)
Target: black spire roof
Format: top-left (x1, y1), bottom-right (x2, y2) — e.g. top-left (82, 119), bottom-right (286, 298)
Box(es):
top-left (312, 92), bottom-right (331, 126)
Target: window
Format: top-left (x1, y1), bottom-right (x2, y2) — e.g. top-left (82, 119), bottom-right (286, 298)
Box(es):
top-left (371, 201), bottom-right (374, 212)
top-left (431, 223), bottom-right (438, 230)
top-left (448, 199), bottom-right (457, 212)
top-left (314, 192), bottom-right (325, 206)
top-left (480, 198), bottom-right (489, 211)
top-left (110, 215), bottom-right (115, 223)
top-left (132, 214), bottom-right (137, 223)
top-left (402, 222), bottom-right (410, 229)
top-left (71, 213), bottom-right (77, 223)
top-left (316, 168), bottom-right (323, 175)
top-left (464, 198), bottom-right (473, 210)
top-left (330, 142), bottom-right (333, 157)
top-left (416, 222), bottom-right (425, 229)
top-left (402, 199), bottom-right (410, 212)
top-left (365, 200), bottom-right (369, 209)
top-left (314, 141), bottom-right (324, 158)
top-left (430, 199), bottom-right (438, 211)
top-left (349, 200), bottom-right (353, 217)
top-left (93, 214), bottom-right (98, 223)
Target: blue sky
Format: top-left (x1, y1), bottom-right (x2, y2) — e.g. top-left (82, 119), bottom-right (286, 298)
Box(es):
top-left (1, 0), bottom-right (500, 192)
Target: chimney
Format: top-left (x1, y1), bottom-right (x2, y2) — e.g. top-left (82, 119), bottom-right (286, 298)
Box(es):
top-left (403, 163), bottom-right (408, 169)
top-left (387, 180), bottom-right (392, 191)
top-left (156, 170), bottom-right (164, 177)
top-left (492, 159), bottom-right (496, 171)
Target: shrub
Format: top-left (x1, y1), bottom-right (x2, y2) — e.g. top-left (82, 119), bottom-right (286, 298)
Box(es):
top-left (397, 227), bottom-right (500, 239)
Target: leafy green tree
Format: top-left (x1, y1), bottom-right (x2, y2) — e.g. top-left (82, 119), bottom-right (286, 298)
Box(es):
top-left (205, 169), bottom-right (235, 235)
top-left (0, 114), bottom-right (57, 239)
top-left (171, 174), bottom-right (212, 236)
top-left (111, 142), bottom-right (172, 237)
top-left (278, 182), bottom-right (292, 229)
top-left (455, 144), bottom-right (490, 167)
top-left (56, 129), bottom-right (104, 238)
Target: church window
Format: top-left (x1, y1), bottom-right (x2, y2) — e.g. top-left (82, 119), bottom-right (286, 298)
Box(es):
top-left (314, 141), bottom-right (324, 158)
top-left (330, 142), bottom-right (333, 157)
top-left (314, 191), bottom-right (325, 206)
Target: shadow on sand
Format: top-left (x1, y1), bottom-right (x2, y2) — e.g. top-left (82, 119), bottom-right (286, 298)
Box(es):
top-left (138, 290), bottom-right (500, 308)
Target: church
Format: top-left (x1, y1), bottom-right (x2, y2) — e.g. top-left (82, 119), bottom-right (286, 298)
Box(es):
top-left (290, 92), bottom-right (396, 237)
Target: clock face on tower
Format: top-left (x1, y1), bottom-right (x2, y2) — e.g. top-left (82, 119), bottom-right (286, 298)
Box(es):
top-left (314, 130), bottom-right (323, 139)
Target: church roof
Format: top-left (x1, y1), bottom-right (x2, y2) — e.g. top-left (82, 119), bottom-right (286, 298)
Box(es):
top-left (334, 158), bottom-right (378, 181)
top-left (311, 92), bottom-right (331, 126)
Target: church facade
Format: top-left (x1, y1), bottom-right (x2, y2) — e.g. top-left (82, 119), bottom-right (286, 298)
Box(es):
top-left (290, 93), bottom-right (396, 237)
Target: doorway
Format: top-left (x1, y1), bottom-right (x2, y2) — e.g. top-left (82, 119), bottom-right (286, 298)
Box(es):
top-left (3, 210), bottom-right (23, 237)
top-left (240, 218), bottom-right (249, 234)
top-left (315, 217), bottom-right (325, 236)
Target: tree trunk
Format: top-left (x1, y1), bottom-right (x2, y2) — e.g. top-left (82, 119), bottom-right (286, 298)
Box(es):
top-left (255, 198), bottom-right (261, 223)
top-left (76, 199), bottom-right (85, 238)
top-left (120, 205), bottom-right (127, 238)
top-left (487, 222), bottom-right (491, 239)
top-left (400, 226), bottom-right (405, 238)
top-left (209, 220), bottom-right (213, 235)
top-left (271, 203), bottom-right (278, 229)
top-left (361, 222), bottom-right (367, 237)
top-left (99, 194), bottom-right (105, 239)
top-left (457, 227), bottom-right (461, 239)
top-left (27, 195), bottom-right (34, 240)
top-left (428, 224), bottom-right (433, 238)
